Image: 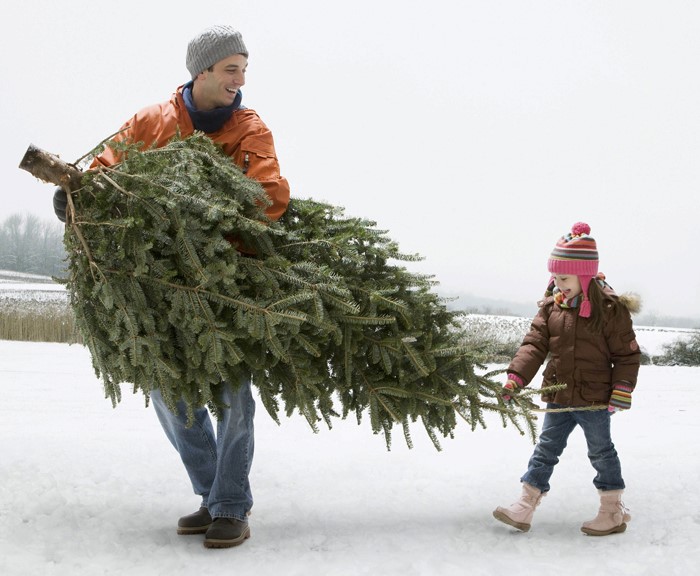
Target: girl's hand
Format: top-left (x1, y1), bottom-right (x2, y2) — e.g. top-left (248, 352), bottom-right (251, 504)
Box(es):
top-left (608, 382), bottom-right (633, 413)
top-left (501, 373), bottom-right (524, 401)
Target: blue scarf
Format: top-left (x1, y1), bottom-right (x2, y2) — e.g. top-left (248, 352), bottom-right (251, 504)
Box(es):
top-left (181, 81), bottom-right (243, 133)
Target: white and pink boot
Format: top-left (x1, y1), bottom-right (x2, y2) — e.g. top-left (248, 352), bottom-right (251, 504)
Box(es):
top-left (493, 482), bottom-right (544, 532)
top-left (581, 489), bottom-right (631, 536)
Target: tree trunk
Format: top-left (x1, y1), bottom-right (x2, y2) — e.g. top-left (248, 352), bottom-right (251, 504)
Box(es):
top-left (18, 144), bottom-right (83, 192)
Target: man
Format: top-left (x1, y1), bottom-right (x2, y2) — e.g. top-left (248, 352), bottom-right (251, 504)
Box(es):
top-left (53, 25), bottom-right (290, 548)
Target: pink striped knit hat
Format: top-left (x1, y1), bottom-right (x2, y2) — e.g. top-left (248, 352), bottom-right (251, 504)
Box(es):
top-left (547, 222), bottom-right (599, 317)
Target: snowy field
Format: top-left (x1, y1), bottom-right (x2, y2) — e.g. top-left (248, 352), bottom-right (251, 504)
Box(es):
top-left (0, 271), bottom-right (68, 310)
top-left (1, 272), bottom-right (699, 575)
top-left (1, 338), bottom-right (699, 575)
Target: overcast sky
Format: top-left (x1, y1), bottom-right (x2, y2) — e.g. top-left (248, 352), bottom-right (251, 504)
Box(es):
top-left (2, 1), bottom-right (698, 319)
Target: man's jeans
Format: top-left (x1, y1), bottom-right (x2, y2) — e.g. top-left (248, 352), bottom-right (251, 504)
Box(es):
top-left (521, 403), bottom-right (625, 493)
top-left (150, 378), bottom-right (255, 521)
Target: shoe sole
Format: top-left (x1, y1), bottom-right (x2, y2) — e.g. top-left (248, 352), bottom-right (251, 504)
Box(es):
top-left (493, 509), bottom-right (531, 532)
top-left (203, 526), bottom-right (251, 549)
top-left (177, 524), bottom-right (212, 535)
top-left (581, 522), bottom-right (627, 536)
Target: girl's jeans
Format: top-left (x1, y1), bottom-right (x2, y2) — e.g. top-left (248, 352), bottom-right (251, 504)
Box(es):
top-left (520, 403), bottom-right (625, 493)
top-left (150, 377), bottom-right (255, 521)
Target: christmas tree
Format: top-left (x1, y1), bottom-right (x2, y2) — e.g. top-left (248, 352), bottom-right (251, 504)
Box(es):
top-left (30, 134), bottom-right (541, 449)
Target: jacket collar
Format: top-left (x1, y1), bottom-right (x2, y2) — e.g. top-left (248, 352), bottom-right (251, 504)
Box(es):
top-left (180, 81), bottom-right (242, 133)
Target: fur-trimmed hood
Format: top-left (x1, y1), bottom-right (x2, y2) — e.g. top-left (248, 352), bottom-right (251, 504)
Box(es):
top-left (618, 292), bottom-right (642, 315)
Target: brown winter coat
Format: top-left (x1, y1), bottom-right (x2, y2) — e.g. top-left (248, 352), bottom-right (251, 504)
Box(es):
top-left (507, 287), bottom-right (640, 407)
top-left (90, 86), bottom-right (290, 222)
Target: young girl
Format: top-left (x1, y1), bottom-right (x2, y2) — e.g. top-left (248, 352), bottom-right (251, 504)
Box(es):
top-left (493, 222), bottom-right (641, 536)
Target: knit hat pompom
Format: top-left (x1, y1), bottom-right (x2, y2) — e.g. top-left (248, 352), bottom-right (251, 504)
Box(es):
top-left (547, 222), bottom-right (599, 318)
top-left (186, 25), bottom-right (248, 79)
top-left (571, 222), bottom-right (591, 236)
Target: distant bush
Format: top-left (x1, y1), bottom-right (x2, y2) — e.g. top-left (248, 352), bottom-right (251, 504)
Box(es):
top-left (653, 333), bottom-right (700, 366)
top-left (461, 314), bottom-right (531, 363)
top-left (638, 349), bottom-right (653, 366)
top-left (0, 302), bottom-right (81, 344)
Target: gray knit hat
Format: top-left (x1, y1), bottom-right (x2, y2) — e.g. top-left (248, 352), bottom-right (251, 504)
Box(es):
top-left (186, 25), bottom-right (248, 79)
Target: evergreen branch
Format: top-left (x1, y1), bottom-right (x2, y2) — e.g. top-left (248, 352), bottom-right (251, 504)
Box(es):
top-left (371, 386), bottom-right (454, 406)
top-left (60, 134), bottom-right (539, 450)
top-left (401, 340), bottom-right (431, 377)
top-left (340, 315), bottom-right (397, 326)
top-left (106, 270), bottom-right (308, 324)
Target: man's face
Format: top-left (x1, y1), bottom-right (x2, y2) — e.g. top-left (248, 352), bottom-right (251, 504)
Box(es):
top-left (195, 54), bottom-right (248, 110)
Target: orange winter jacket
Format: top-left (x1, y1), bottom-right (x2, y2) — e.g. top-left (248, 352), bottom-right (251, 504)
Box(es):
top-left (90, 86), bottom-right (290, 222)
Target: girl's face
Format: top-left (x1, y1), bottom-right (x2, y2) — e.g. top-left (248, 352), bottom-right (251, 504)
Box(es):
top-left (554, 275), bottom-right (582, 300)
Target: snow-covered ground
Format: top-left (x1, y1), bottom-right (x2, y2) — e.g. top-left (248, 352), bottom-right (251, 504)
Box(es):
top-left (0, 270), bottom-right (61, 283)
top-left (1, 332), bottom-right (698, 575)
top-left (0, 271), bottom-right (68, 307)
top-left (1, 271), bottom-right (698, 574)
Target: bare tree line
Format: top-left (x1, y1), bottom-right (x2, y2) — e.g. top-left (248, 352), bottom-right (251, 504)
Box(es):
top-left (0, 213), bottom-right (67, 277)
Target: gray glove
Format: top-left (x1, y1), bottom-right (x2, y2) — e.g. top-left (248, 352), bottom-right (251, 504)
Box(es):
top-left (53, 187), bottom-right (67, 223)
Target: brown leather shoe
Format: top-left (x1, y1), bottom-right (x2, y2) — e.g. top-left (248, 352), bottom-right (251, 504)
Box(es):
top-left (177, 507), bottom-right (213, 535)
top-left (203, 518), bottom-right (251, 548)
